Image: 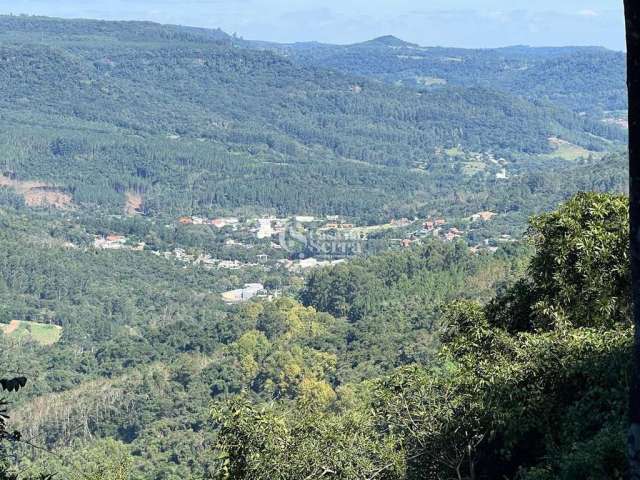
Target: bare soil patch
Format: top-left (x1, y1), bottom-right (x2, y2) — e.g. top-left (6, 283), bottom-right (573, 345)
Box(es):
top-left (3, 320), bottom-right (20, 335)
top-left (0, 175), bottom-right (73, 208)
top-left (125, 191), bottom-right (143, 215)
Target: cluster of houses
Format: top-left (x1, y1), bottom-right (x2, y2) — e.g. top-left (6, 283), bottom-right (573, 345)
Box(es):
top-left (176, 214), bottom-right (363, 240)
top-left (414, 218), bottom-right (464, 242)
top-left (178, 216), bottom-right (240, 228)
top-left (152, 248), bottom-right (265, 270)
top-left (397, 211), bottom-right (501, 247)
top-left (95, 210), bottom-right (509, 275)
top-left (277, 257), bottom-right (347, 271)
top-left (155, 247), bottom-right (352, 273)
top-left (469, 211), bottom-right (497, 222)
top-left (254, 216), bottom-right (359, 238)
top-left (253, 216), bottom-right (313, 239)
top-left (256, 218), bottom-right (279, 239)
top-left (422, 218), bottom-right (447, 231)
top-left (93, 234), bottom-right (259, 266)
top-left (93, 234), bottom-right (144, 251)
top-left (444, 227), bottom-right (464, 242)
top-left (397, 227), bottom-right (463, 247)
top-left (177, 214), bottom-right (300, 239)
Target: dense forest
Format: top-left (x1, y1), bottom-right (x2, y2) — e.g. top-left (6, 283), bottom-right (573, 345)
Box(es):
top-left (0, 14), bottom-right (632, 480)
top-left (0, 203), bottom-right (529, 478)
top-left (0, 193), bottom-right (629, 479)
top-left (262, 36), bottom-right (627, 115)
top-left (212, 193), bottom-right (632, 480)
top-left (0, 15), bottom-right (628, 222)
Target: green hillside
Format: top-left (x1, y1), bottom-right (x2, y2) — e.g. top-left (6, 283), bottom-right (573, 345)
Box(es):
top-left (0, 204), bottom-right (529, 478)
top-left (0, 15), bottom-right (632, 480)
top-left (263, 38), bottom-right (627, 114)
top-left (0, 16), bottom-right (626, 221)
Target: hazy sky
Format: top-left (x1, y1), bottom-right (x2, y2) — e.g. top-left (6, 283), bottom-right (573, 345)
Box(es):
top-left (0, 0), bottom-right (627, 50)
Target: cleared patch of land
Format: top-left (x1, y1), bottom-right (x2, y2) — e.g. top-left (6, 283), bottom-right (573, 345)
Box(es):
top-left (1, 320), bottom-right (63, 346)
top-left (542, 137), bottom-right (605, 161)
top-left (0, 175), bottom-right (73, 208)
top-left (125, 191), bottom-right (143, 215)
top-left (444, 147), bottom-right (464, 157)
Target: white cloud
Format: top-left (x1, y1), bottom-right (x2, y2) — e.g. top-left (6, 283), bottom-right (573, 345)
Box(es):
top-left (578, 9), bottom-right (599, 17)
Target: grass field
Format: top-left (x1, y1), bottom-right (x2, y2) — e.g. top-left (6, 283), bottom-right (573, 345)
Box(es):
top-left (444, 147), bottom-right (464, 157)
top-left (542, 137), bottom-right (605, 161)
top-left (0, 320), bottom-right (63, 346)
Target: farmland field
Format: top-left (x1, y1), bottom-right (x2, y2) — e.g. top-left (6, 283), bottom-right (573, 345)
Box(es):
top-left (0, 320), bottom-right (63, 345)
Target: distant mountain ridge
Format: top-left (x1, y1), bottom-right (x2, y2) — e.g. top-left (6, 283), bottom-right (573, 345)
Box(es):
top-left (260, 36), bottom-right (626, 114)
top-left (359, 35), bottom-right (419, 48)
top-left (2, 15), bottom-right (623, 115)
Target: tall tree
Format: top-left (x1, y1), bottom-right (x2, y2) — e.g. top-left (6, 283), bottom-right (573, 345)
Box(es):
top-left (626, 1), bottom-right (640, 478)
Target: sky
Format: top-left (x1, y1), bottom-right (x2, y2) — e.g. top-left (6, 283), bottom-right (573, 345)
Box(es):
top-left (0, 0), bottom-right (627, 50)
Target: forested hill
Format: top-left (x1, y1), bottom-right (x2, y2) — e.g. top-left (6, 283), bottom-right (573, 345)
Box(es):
top-left (258, 37), bottom-right (627, 114)
top-left (0, 14), bottom-right (632, 480)
top-left (0, 15), bottom-right (232, 44)
top-left (0, 15), bottom-right (626, 219)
